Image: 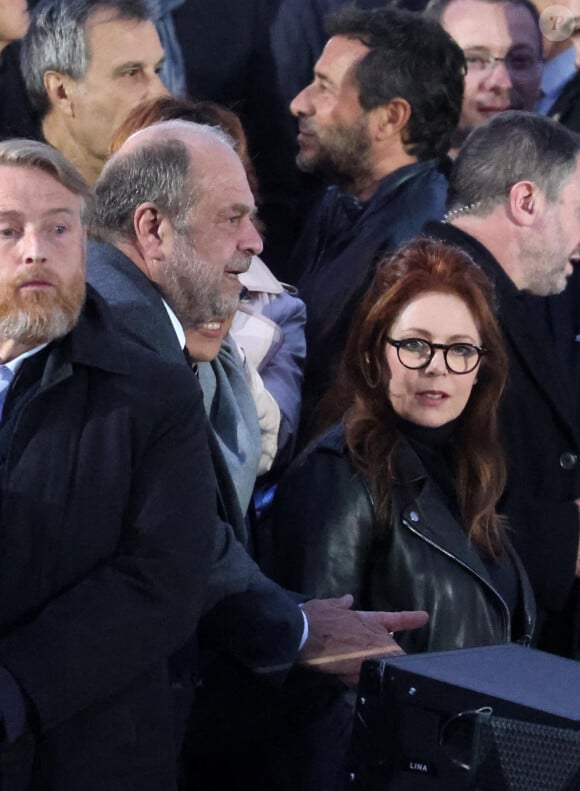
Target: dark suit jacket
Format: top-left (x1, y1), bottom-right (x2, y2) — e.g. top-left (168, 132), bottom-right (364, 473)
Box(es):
top-left (425, 222), bottom-right (580, 647)
top-left (0, 291), bottom-right (215, 790)
top-left (86, 240), bottom-right (305, 680)
top-left (295, 160), bottom-right (449, 434)
top-left (0, 42), bottom-right (40, 141)
top-left (547, 68), bottom-right (580, 134)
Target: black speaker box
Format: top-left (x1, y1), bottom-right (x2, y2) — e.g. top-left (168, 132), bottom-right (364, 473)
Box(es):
top-left (347, 644), bottom-right (580, 790)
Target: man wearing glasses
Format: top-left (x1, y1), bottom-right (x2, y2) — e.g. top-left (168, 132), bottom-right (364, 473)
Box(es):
top-left (425, 0), bottom-right (543, 153)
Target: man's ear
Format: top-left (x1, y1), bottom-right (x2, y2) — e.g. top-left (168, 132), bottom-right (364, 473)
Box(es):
top-left (372, 97), bottom-right (412, 141)
top-left (133, 202), bottom-right (168, 263)
top-left (43, 70), bottom-right (75, 117)
top-left (508, 181), bottom-right (542, 226)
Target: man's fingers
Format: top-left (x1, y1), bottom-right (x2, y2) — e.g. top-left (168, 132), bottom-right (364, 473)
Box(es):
top-left (299, 602), bottom-right (427, 685)
top-left (304, 594), bottom-right (354, 613)
top-left (365, 609), bottom-right (429, 633)
top-left (384, 609), bottom-right (428, 631)
top-left (330, 593), bottom-right (354, 609)
top-left (304, 599), bottom-right (428, 633)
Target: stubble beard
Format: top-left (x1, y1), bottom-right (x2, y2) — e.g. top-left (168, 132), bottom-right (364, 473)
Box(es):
top-left (163, 236), bottom-right (246, 331)
top-left (297, 114), bottom-right (373, 191)
top-left (0, 269), bottom-right (86, 346)
top-left (520, 214), bottom-right (570, 296)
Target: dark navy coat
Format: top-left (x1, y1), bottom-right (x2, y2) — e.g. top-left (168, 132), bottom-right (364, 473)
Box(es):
top-left (0, 291), bottom-right (216, 790)
top-left (293, 159), bottom-right (449, 427)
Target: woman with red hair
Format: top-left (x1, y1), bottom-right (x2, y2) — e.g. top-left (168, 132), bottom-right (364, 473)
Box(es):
top-left (272, 237), bottom-right (536, 652)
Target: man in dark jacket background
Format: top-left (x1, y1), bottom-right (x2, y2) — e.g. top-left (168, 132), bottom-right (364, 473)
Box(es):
top-left (287, 6), bottom-right (465, 438)
top-left (426, 111), bottom-right (580, 657)
top-left (540, 0), bottom-right (580, 133)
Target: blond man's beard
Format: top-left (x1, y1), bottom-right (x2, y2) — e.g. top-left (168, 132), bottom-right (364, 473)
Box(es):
top-left (0, 268), bottom-right (86, 346)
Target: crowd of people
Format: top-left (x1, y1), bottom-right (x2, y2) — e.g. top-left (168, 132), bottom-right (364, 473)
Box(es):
top-left (0, 0), bottom-right (579, 789)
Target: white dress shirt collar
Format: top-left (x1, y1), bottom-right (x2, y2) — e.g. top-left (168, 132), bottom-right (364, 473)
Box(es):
top-left (3, 343), bottom-right (49, 377)
top-left (161, 299), bottom-right (186, 348)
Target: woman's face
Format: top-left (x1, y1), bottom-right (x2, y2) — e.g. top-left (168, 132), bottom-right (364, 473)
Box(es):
top-left (385, 291), bottom-right (482, 428)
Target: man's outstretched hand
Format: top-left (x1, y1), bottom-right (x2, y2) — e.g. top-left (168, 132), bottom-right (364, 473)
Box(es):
top-left (299, 594), bottom-right (428, 686)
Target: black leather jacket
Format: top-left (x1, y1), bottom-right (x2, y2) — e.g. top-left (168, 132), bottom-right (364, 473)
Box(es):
top-left (272, 423), bottom-right (536, 654)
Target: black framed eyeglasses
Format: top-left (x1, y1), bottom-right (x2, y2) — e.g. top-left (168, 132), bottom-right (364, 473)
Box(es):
top-left (386, 337), bottom-right (485, 375)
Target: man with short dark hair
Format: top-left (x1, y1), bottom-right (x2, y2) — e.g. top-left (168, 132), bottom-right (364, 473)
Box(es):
top-left (0, 137), bottom-right (216, 790)
top-left (287, 6), bottom-right (465, 434)
top-left (425, 111), bottom-right (580, 656)
top-left (21, 0), bottom-right (168, 183)
top-left (424, 0), bottom-right (543, 151)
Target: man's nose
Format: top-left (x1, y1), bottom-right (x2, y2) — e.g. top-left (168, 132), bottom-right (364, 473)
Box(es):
top-left (145, 70), bottom-right (170, 99)
top-left (290, 84), bottom-right (313, 118)
top-left (483, 60), bottom-right (513, 90)
top-left (238, 219), bottom-right (263, 256)
top-left (21, 231), bottom-right (48, 264)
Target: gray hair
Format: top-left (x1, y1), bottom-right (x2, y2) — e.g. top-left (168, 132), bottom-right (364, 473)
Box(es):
top-left (21, 0), bottom-right (156, 117)
top-left (90, 120), bottom-right (235, 243)
top-left (0, 138), bottom-right (93, 221)
top-left (448, 111), bottom-right (580, 218)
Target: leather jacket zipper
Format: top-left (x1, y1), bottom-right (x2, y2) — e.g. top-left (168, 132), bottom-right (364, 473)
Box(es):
top-left (402, 517), bottom-right (512, 642)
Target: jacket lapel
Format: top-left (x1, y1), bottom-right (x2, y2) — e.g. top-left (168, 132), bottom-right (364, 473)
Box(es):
top-left (392, 442), bottom-right (493, 581)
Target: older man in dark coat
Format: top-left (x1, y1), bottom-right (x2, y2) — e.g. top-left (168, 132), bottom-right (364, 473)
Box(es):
top-left (86, 119), bottom-right (428, 791)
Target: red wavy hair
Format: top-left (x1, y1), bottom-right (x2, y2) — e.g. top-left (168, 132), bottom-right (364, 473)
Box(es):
top-left (319, 237), bottom-right (508, 556)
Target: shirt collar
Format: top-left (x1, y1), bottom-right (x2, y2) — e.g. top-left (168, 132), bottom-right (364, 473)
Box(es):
top-left (161, 299), bottom-right (186, 349)
top-left (3, 343), bottom-right (48, 377)
top-left (537, 48), bottom-right (577, 113)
